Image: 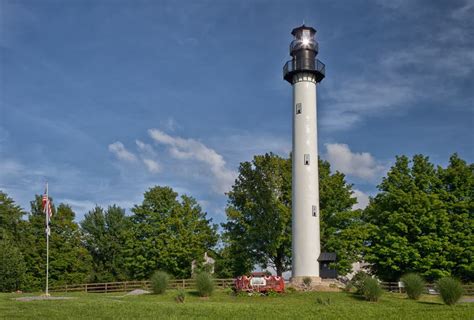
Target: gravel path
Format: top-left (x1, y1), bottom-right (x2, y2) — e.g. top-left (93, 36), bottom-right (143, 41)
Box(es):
top-left (14, 296), bottom-right (76, 302)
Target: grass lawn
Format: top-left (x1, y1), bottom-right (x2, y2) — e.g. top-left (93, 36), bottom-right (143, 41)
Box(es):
top-left (1, 290), bottom-right (472, 320)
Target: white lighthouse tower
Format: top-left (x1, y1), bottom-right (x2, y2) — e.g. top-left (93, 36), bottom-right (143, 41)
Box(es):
top-left (283, 25), bottom-right (325, 283)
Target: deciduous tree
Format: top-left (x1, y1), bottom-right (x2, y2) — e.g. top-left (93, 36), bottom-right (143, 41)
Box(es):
top-left (81, 205), bottom-right (131, 282)
top-left (125, 186), bottom-right (218, 279)
top-left (223, 153), bottom-right (362, 276)
top-left (22, 196), bottom-right (92, 289)
top-left (363, 154), bottom-right (473, 281)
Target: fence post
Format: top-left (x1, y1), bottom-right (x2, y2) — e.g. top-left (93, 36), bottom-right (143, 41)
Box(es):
top-left (65, 284), bottom-right (68, 293)
top-left (85, 284), bottom-right (88, 293)
top-left (105, 283), bottom-right (108, 293)
top-left (182, 279), bottom-right (185, 289)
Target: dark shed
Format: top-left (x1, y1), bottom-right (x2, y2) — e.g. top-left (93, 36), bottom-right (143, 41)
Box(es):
top-left (318, 252), bottom-right (337, 279)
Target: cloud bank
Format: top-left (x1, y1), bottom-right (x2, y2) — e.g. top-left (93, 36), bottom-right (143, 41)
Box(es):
top-left (108, 142), bottom-right (137, 162)
top-left (148, 129), bottom-right (237, 192)
top-left (324, 143), bottom-right (386, 181)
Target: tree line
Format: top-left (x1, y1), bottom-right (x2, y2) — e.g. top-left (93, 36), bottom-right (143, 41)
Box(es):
top-left (0, 153), bottom-right (472, 292)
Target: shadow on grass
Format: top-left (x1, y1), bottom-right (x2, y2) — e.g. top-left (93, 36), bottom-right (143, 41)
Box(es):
top-left (186, 291), bottom-right (211, 298)
top-left (347, 293), bottom-right (366, 301)
top-left (416, 301), bottom-right (443, 306)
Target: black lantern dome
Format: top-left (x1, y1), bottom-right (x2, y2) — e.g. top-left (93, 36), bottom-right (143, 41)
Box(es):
top-left (283, 25), bottom-right (325, 83)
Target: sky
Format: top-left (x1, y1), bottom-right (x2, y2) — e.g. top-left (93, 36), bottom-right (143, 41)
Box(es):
top-left (1, 0), bottom-right (473, 226)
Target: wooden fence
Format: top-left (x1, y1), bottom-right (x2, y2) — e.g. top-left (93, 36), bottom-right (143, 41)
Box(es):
top-left (49, 279), bottom-right (473, 295)
top-left (49, 279), bottom-right (235, 293)
top-left (380, 282), bottom-right (474, 295)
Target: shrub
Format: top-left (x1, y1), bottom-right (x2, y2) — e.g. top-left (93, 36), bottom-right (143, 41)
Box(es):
top-left (150, 271), bottom-right (169, 294)
top-left (437, 277), bottom-right (463, 305)
top-left (196, 272), bottom-right (214, 297)
top-left (303, 277), bottom-right (312, 288)
top-left (267, 289), bottom-right (278, 297)
top-left (286, 286), bottom-right (297, 294)
top-left (175, 289), bottom-right (185, 303)
top-left (401, 273), bottom-right (425, 300)
top-left (349, 271), bottom-right (371, 294)
top-left (316, 296), bottom-right (331, 305)
top-left (361, 277), bottom-right (383, 302)
top-left (236, 290), bottom-right (249, 297)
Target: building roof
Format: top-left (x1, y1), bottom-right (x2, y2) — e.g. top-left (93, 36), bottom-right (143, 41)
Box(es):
top-left (318, 252), bottom-right (337, 261)
top-left (291, 24), bottom-right (317, 36)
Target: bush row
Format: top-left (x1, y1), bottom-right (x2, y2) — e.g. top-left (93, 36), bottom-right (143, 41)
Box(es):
top-left (150, 270), bottom-right (215, 297)
top-left (348, 271), bottom-right (464, 305)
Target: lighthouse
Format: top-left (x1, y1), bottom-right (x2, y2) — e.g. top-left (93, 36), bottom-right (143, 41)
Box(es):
top-left (283, 25), bottom-right (325, 283)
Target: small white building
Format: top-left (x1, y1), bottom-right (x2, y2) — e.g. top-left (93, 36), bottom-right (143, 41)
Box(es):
top-left (191, 252), bottom-right (215, 274)
top-left (345, 261), bottom-right (371, 280)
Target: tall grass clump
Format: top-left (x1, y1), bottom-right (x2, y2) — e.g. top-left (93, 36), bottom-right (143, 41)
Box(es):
top-left (361, 277), bottom-right (383, 302)
top-left (196, 272), bottom-right (214, 297)
top-left (437, 277), bottom-right (463, 305)
top-left (175, 289), bottom-right (185, 303)
top-left (401, 273), bottom-right (425, 300)
top-left (302, 276), bottom-right (312, 290)
top-left (151, 270), bottom-right (169, 294)
top-left (348, 271), bottom-right (371, 294)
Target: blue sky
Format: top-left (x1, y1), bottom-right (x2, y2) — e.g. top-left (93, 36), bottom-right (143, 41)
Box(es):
top-left (1, 0), bottom-right (473, 225)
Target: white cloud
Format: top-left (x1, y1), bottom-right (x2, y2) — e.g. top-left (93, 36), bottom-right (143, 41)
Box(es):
top-left (323, 79), bottom-right (417, 130)
top-left (352, 189), bottom-right (370, 210)
top-left (381, 45), bottom-right (474, 78)
top-left (135, 140), bottom-right (156, 155)
top-left (212, 133), bottom-right (291, 159)
top-left (134, 140), bottom-right (161, 173)
top-left (148, 129), bottom-right (237, 192)
top-left (324, 143), bottom-right (386, 180)
top-left (160, 117), bottom-right (180, 132)
top-left (108, 141), bottom-right (138, 162)
top-left (322, 1), bottom-right (474, 131)
top-left (451, 0), bottom-right (474, 20)
top-left (59, 199), bottom-right (97, 215)
top-left (142, 158), bottom-right (161, 174)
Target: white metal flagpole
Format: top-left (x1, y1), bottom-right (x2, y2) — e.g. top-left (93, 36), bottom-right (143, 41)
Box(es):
top-left (45, 182), bottom-right (50, 296)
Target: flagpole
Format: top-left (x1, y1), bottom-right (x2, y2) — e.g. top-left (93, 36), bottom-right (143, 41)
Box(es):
top-left (45, 182), bottom-right (50, 297)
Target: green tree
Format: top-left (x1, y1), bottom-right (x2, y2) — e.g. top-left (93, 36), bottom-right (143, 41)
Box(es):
top-left (0, 191), bottom-right (25, 241)
top-left (223, 153), bottom-right (292, 276)
top-left (124, 186), bottom-right (218, 279)
top-left (437, 154), bottom-right (473, 281)
top-left (22, 196), bottom-right (92, 289)
top-left (223, 153), bottom-right (362, 276)
top-left (318, 160), bottom-right (367, 275)
top-left (0, 238), bottom-right (26, 292)
top-left (213, 239), bottom-right (254, 278)
top-left (81, 205), bottom-right (131, 282)
top-left (363, 154), bottom-right (472, 281)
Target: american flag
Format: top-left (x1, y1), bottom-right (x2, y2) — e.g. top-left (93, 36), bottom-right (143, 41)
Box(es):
top-left (42, 187), bottom-right (52, 221)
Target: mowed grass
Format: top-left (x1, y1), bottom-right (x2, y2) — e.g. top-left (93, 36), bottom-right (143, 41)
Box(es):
top-left (1, 290), bottom-right (473, 320)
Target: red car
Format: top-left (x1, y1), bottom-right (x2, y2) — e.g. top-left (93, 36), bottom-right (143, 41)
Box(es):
top-left (234, 272), bottom-right (285, 293)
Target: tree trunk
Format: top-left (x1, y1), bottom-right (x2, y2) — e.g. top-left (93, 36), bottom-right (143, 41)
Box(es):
top-left (274, 250), bottom-right (284, 276)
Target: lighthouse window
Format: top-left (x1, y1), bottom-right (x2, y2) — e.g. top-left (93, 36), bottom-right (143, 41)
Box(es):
top-left (304, 154), bottom-right (310, 165)
top-left (296, 103), bottom-right (302, 114)
top-left (312, 205), bottom-right (317, 217)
